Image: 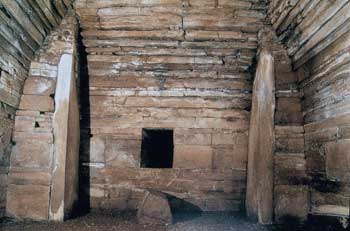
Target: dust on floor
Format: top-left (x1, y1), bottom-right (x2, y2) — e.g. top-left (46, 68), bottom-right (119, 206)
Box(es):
top-left (0, 211), bottom-right (271, 231)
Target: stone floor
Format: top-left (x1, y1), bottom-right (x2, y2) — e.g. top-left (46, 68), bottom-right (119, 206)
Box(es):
top-left (0, 211), bottom-right (347, 231)
top-left (0, 211), bottom-right (271, 231)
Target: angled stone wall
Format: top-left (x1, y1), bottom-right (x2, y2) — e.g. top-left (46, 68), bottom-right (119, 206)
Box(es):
top-left (6, 14), bottom-right (80, 221)
top-left (269, 0), bottom-right (350, 219)
top-left (268, 0), bottom-right (350, 68)
top-left (300, 31), bottom-right (350, 218)
top-left (0, 0), bottom-right (74, 217)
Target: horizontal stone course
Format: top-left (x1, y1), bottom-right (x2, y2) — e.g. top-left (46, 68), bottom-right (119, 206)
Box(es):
top-left (75, 0), bottom-right (265, 212)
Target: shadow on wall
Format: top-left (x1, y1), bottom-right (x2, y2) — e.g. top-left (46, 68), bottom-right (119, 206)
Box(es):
top-left (74, 27), bottom-right (91, 217)
top-left (166, 194), bottom-right (202, 224)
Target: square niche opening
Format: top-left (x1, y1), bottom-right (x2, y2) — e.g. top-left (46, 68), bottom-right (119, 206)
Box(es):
top-left (141, 128), bottom-right (174, 168)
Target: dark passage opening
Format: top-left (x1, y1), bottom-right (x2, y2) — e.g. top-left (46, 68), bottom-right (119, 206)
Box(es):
top-left (141, 129), bottom-right (174, 168)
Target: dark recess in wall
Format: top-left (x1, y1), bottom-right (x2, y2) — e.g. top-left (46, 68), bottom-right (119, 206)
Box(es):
top-left (141, 129), bottom-right (174, 168)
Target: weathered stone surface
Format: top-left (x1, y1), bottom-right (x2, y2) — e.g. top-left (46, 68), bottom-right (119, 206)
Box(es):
top-left (23, 77), bottom-right (56, 95)
top-left (174, 130), bottom-right (211, 145)
top-left (6, 14), bottom-right (79, 221)
top-left (8, 171), bottom-right (51, 186)
top-left (311, 205), bottom-right (350, 217)
top-left (325, 141), bottom-right (350, 182)
top-left (10, 138), bottom-right (53, 169)
top-left (89, 136), bottom-right (106, 163)
top-left (274, 153), bottom-right (307, 185)
top-left (246, 49), bottom-right (275, 224)
top-left (275, 137), bottom-right (304, 153)
top-left (1, 0), bottom-right (349, 225)
top-left (137, 190), bottom-right (172, 225)
top-left (0, 1), bottom-right (74, 169)
top-left (104, 139), bottom-right (141, 167)
top-left (50, 52), bottom-right (80, 221)
top-left (269, 0), bottom-right (350, 66)
top-left (74, 0), bottom-right (260, 208)
top-left (6, 184), bottom-right (50, 220)
top-left (292, 1), bottom-right (350, 218)
top-left (174, 145), bottom-right (213, 169)
top-left (274, 185), bottom-right (309, 222)
top-left (19, 95), bottom-right (55, 112)
top-left (232, 133), bottom-right (248, 170)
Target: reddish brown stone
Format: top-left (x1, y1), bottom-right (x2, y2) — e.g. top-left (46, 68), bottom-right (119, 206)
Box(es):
top-left (137, 190), bottom-right (172, 225)
top-left (325, 141), bottom-right (350, 181)
top-left (19, 95), bottom-right (54, 112)
top-left (174, 145), bottom-right (213, 169)
top-left (6, 184), bottom-right (50, 220)
top-left (23, 77), bottom-right (56, 95)
top-left (246, 49), bottom-right (274, 224)
top-left (274, 185), bottom-right (309, 222)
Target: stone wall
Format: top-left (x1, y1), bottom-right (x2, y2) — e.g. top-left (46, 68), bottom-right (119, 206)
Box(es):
top-left (268, 0), bottom-right (350, 68)
top-left (6, 14), bottom-right (80, 221)
top-left (269, 0), bottom-right (350, 218)
top-left (74, 0), bottom-right (267, 212)
top-left (1, 0), bottom-right (347, 222)
top-left (256, 28), bottom-right (307, 222)
top-left (300, 31), bottom-right (350, 217)
top-left (0, 0), bottom-right (73, 217)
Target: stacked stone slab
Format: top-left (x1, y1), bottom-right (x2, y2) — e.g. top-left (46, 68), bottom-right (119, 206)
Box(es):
top-left (268, 0), bottom-right (350, 68)
top-left (0, 0), bottom-right (347, 224)
top-left (0, 0), bottom-right (74, 217)
top-left (269, 0), bottom-right (350, 219)
top-left (74, 0), bottom-right (267, 212)
top-left (300, 32), bottom-right (350, 218)
top-left (6, 14), bottom-right (80, 221)
top-left (271, 41), bottom-right (307, 222)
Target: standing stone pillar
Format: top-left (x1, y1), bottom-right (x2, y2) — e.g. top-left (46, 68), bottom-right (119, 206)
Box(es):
top-left (50, 53), bottom-right (80, 221)
top-left (246, 49), bottom-right (275, 224)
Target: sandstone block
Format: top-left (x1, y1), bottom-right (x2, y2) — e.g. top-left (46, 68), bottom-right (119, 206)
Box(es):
top-left (19, 95), bottom-right (54, 112)
top-left (89, 136), bottom-right (106, 163)
top-left (325, 141), bottom-right (350, 181)
top-left (232, 133), bottom-right (248, 170)
top-left (6, 184), bottom-right (50, 220)
top-left (276, 98), bottom-right (301, 112)
top-left (8, 171), bottom-right (51, 186)
top-left (185, 30), bottom-right (245, 41)
top-left (274, 185), bottom-right (309, 222)
top-left (30, 69), bottom-right (58, 78)
top-left (23, 77), bottom-right (56, 95)
top-left (312, 205), bottom-right (350, 217)
top-left (276, 137), bottom-right (304, 153)
top-left (174, 131), bottom-right (211, 145)
top-left (105, 139), bottom-right (141, 167)
top-left (274, 153), bottom-right (307, 185)
top-left (174, 145), bottom-right (213, 169)
top-left (100, 15), bottom-right (182, 30)
top-left (213, 147), bottom-right (233, 169)
top-left (10, 138), bottom-right (53, 169)
top-left (212, 132), bottom-right (233, 145)
top-left (137, 190), bottom-right (172, 225)
top-left (340, 126), bottom-right (350, 139)
top-left (14, 115), bottom-right (52, 132)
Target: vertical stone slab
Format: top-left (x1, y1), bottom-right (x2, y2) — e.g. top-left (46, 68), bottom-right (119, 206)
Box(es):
top-left (246, 49), bottom-right (275, 224)
top-left (64, 67), bottom-right (80, 218)
top-left (50, 53), bottom-right (79, 221)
